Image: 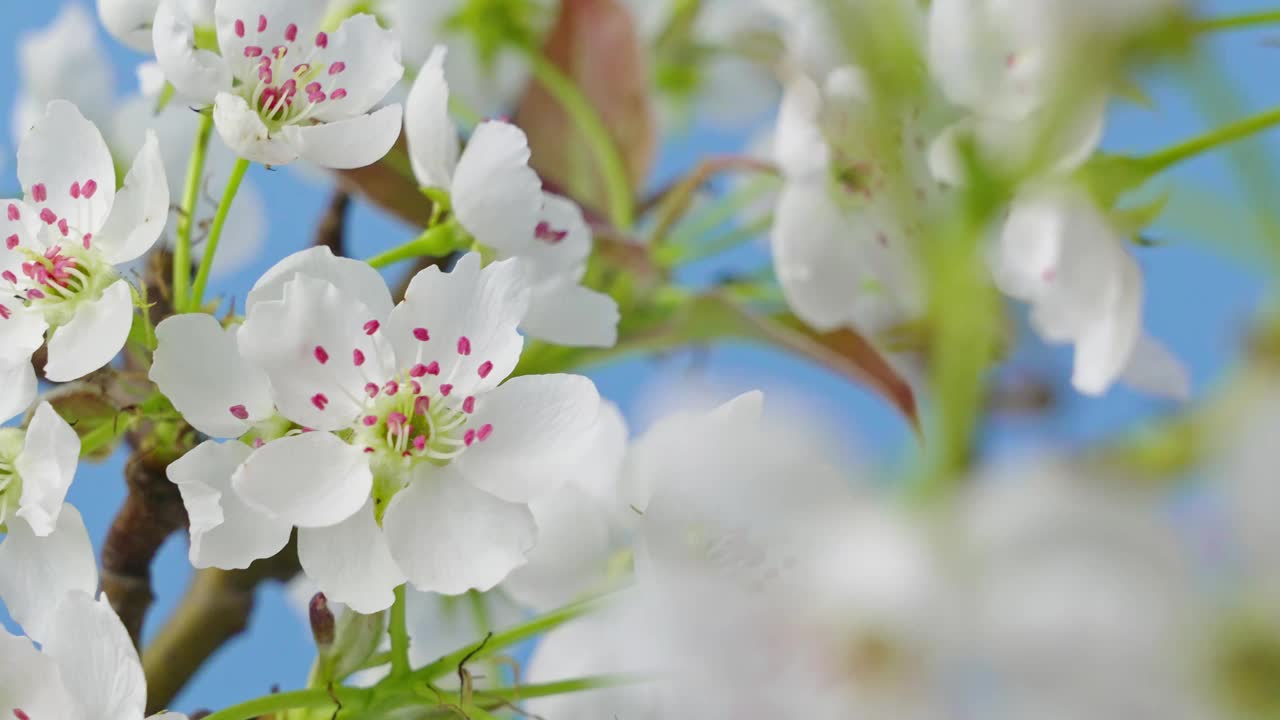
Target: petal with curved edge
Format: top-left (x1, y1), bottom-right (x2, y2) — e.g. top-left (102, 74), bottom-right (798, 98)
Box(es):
top-left (95, 130), bottom-right (169, 265)
top-left (287, 105), bottom-right (403, 170)
top-left (523, 282), bottom-right (619, 349)
top-left (42, 591), bottom-right (146, 720)
top-left (17, 100), bottom-right (116, 233)
top-left (14, 402), bottom-right (80, 537)
top-left (0, 629), bottom-right (76, 720)
top-left (383, 465), bottom-right (536, 596)
top-left (169, 440), bottom-right (292, 569)
top-left (775, 74), bottom-right (830, 179)
top-left (0, 300), bottom-right (48, 366)
top-left (456, 374), bottom-right (601, 504)
top-left (406, 46), bottom-right (460, 189)
top-left (502, 484), bottom-right (613, 611)
top-left (214, 0), bottom-right (326, 85)
top-left (43, 279), bottom-right (135, 382)
top-left (452, 121), bottom-right (542, 254)
top-left (150, 313), bottom-right (274, 438)
top-left (518, 193), bottom-right (592, 275)
top-left (98, 0), bottom-right (163, 52)
top-left (232, 431), bottom-right (371, 528)
top-left (239, 274), bottom-right (395, 431)
top-left (0, 361), bottom-right (37, 425)
top-left (153, 0), bottom-right (232, 104)
top-left (213, 92), bottom-right (301, 166)
top-left (247, 245), bottom-right (393, 318)
top-left (387, 254), bottom-right (528, 398)
top-left (1073, 253), bottom-right (1143, 396)
top-left (308, 14), bottom-right (404, 122)
top-left (0, 505), bottom-right (97, 642)
top-left (1120, 335), bottom-right (1190, 401)
top-left (297, 500), bottom-right (405, 614)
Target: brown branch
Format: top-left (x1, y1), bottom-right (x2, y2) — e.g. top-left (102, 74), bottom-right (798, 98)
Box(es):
top-left (314, 190), bottom-right (352, 256)
top-left (142, 537), bottom-right (301, 714)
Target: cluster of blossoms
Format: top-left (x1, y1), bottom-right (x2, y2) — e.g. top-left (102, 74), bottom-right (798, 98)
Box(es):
top-left (5, 0), bottom-right (1280, 718)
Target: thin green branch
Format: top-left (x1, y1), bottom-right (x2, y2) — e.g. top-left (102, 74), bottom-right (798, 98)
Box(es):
top-left (1195, 10), bottom-right (1280, 33)
top-left (389, 584), bottom-right (411, 678)
top-left (200, 687), bottom-right (368, 720)
top-left (366, 223), bottom-right (458, 269)
top-left (1142, 105), bottom-right (1280, 175)
top-left (188, 157), bottom-right (250, 310)
top-left (173, 113), bottom-right (213, 311)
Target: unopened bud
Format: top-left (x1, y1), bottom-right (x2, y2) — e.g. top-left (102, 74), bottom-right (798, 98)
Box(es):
top-left (309, 592), bottom-right (335, 648)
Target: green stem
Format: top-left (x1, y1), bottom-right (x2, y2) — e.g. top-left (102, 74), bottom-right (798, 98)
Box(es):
top-left (1143, 105), bottom-right (1280, 175)
top-left (201, 687), bottom-right (368, 720)
top-left (524, 51), bottom-right (635, 230)
top-left (658, 216), bottom-right (773, 267)
top-left (1195, 10), bottom-right (1280, 33)
top-left (366, 224), bottom-right (457, 268)
top-left (477, 674), bottom-right (647, 703)
top-left (389, 584), bottom-right (410, 678)
top-left (188, 157), bottom-right (249, 310)
top-left (173, 113), bottom-right (213, 311)
top-left (410, 593), bottom-right (608, 683)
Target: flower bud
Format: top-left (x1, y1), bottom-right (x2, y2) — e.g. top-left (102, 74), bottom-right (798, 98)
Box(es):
top-left (309, 592), bottom-right (335, 649)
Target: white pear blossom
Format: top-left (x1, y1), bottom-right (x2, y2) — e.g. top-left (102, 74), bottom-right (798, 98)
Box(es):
top-left (12, 5), bottom-right (114, 145)
top-left (98, 0), bottom-right (215, 53)
top-left (0, 100), bottom-right (168, 383)
top-left (152, 0), bottom-right (404, 168)
top-left (405, 47), bottom-right (619, 347)
top-left (993, 184), bottom-right (1188, 398)
top-left (770, 68), bottom-right (930, 336)
top-left (152, 248), bottom-right (601, 612)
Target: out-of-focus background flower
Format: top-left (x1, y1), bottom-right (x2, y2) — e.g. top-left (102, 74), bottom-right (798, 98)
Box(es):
top-left (2, 0), bottom-right (1280, 712)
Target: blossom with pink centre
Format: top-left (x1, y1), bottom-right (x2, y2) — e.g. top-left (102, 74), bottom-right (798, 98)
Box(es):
top-left (152, 0), bottom-right (404, 168)
top-left (0, 100), bottom-right (168, 390)
top-left (405, 46), bottom-right (620, 348)
top-left (154, 248), bottom-right (601, 612)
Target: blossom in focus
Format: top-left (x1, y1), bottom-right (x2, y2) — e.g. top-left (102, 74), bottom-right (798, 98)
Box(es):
top-left (152, 248), bottom-right (601, 612)
top-left (406, 46), bottom-right (619, 347)
top-left (0, 100), bottom-right (168, 386)
top-left (152, 0), bottom-right (404, 168)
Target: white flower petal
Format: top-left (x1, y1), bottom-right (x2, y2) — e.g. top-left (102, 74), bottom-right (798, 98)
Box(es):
top-left (14, 402), bottom-right (80, 537)
top-left (153, 0), bottom-right (233, 103)
top-left (775, 74), bottom-right (830, 178)
top-left (452, 121), bottom-right (543, 254)
top-left (0, 629), bottom-right (76, 720)
top-left (457, 374), bottom-right (601, 504)
top-left (287, 105), bottom-right (403, 170)
top-left (150, 313), bottom-right (275, 438)
top-left (232, 431), bottom-right (372, 528)
top-left (406, 46), bottom-right (460, 189)
top-left (214, 0), bottom-right (325, 84)
top-left (309, 13), bottom-right (404, 122)
top-left (297, 500), bottom-right (405, 614)
top-left (213, 92), bottom-right (301, 166)
top-left (388, 254), bottom-right (528, 398)
top-left (0, 361), bottom-right (37, 425)
top-left (0, 198), bottom-right (44, 286)
top-left (42, 592), bottom-right (146, 720)
top-left (99, 0), bottom-right (162, 52)
top-left (246, 245), bottom-right (394, 318)
top-left (43, 279), bottom-right (135, 382)
top-left (383, 465), bottom-right (536, 595)
top-left (503, 484), bottom-right (613, 611)
top-left (239, 274), bottom-right (395, 431)
top-left (1120, 335), bottom-right (1190, 401)
top-left (168, 440), bottom-right (292, 569)
top-left (1072, 253), bottom-right (1143, 396)
top-left (17, 100), bottom-right (116, 232)
top-left (94, 130), bottom-right (170, 265)
top-left (0, 505), bottom-right (97, 642)
top-left (522, 282), bottom-right (620, 349)
top-left (0, 299), bottom-right (48, 366)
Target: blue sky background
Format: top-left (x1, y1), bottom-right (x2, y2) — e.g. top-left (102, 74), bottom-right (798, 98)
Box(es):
top-left (1, 0), bottom-right (1278, 712)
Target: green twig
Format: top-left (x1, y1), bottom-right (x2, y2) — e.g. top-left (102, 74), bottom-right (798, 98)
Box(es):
top-left (390, 584), bottom-right (411, 678)
top-left (366, 223), bottom-right (458, 269)
top-left (200, 687), bottom-right (368, 720)
top-left (1195, 10), bottom-right (1280, 33)
top-left (188, 157), bottom-right (250, 310)
top-left (1142, 105), bottom-right (1280, 175)
top-left (173, 113), bottom-right (213, 311)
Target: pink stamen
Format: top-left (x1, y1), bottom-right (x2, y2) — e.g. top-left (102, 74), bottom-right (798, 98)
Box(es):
top-left (410, 363), bottom-right (429, 378)
top-left (254, 438), bottom-right (266, 448)
top-left (39, 208), bottom-right (56, 225)
top-left (315, 31), bottom-right (328, 48)
top-left (229, 404), bottom-right (249, 420)
top-left (410, 380), bottom-right (422, 395)
top-left (245, 45), bottom-right (264, 57)
top-left (70, 181), bottom-right (81, 199)
top-left (32, 183), bottom-right (47, 202)
top-left (363, 415), bottom-right (378, 426)
top-left (306, 81), bottom-right (322, 94)
top-left (413, 327), bottom-right (430, 341)
top-left (424, 361), bottom-right (440, 376)
top-left (477, 361), bottom-right (493, 379)
top-left (365, 382), bottom-right (380, 398)
top-left (2, 271), bottom-right (15, 284)
top-left (285, 23), bottom-right (298, 41)
top-left (82, 179), bottom-right (97, 198)
top-left (258, 14), bottom-right (267, 32)
top-left (330, 88), bottom-right (347, 100)
top-left (57, 218), bottom-right (69, 236)
top-left (82, 233), bottom-right (92, 249)
top-left (364, 447), bottom-right (375, 453)
top-left (273, 45), bottom-right (288, 60)
top-left (311, 393), bottom-right (329, 410)
top-left (387, 412), bottom-right (407, 427)
top-left (6, 204), bottom-right (18, 221)
top-left (0, 305), bottom-right (10, 320)
top-left (439, 384), bottom-right (452, 396)
top-left (15, 709), bottom-right (31, 720)
top-left (384, 380), bottom-right (399, 396)
top-left (412, 435), bottom-right (427, 451)
top-left (457, 336), bottom-right (471, 355)
top-left (26, 288), bottom-right (45, 300)
top-left (314, 345), bottom-right (329, 364)
top-left (259, 68), bottom-right (274, 84)
top-left (294, 63), bottom-right (311, 74)
top-left (5, 235), bottom-right (17, 250)
top-left (353, 349), bottom-right (366, 366)
top-left (415, 396), bottom-right (430, 414)
top-left (364, 319), bottom-right (380, 335)
top-left (329, 61), bottom-right (346, 75)
top-left (477, 424), bottom-right (493, 441)
top-left (462, 396), bottom-right (475, 414)
top-left (535, 221), bottom-right (568, 244)
top-left (235, 18), bottom-right (245, 37)
top-left (464, 429), bottom-right (476, 446)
